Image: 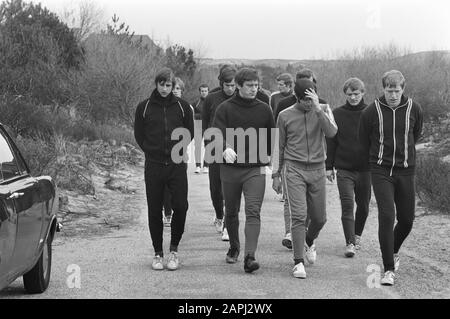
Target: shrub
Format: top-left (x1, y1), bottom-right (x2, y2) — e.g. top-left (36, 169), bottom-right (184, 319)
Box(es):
top-left (416, 153), bottom-right (450, 214)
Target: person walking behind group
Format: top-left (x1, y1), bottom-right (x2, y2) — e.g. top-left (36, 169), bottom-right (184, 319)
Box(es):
top-left (134, 68), bottom-right (194, 271)
top-left (358, 70), bottom-right (423, 286)
top-left (213, 67), bottom-right (275, 273)
top-left (326, 78), bottom-right (371, 258)
top-left (192, 84), bottom-right (210, 174)
top-left (270, 73), bottom-right (294, 115)
top-left (202, 65), bottom-right (237, 241)
top-left (272, 79), bottom-right (337, 279)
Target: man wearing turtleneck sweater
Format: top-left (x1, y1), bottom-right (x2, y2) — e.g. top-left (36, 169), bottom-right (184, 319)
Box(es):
top-left (358, 70), bottom-right (423, 286)
top-left (272, 79), bottom-right (337, 279)
top-left (134, 68), bottom-right (194, 271)
top-left (213, 67), bottom-right (275, 273)
top-left (202, 65), bottom-right (237, 240)
top-left (326, 78), bottom-right (371, 259)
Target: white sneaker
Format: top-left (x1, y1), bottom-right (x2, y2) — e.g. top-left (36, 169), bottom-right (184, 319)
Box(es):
top-left (305, 243), bottom-right (317, 264)
top-left (293, 262), bottom-right (306, 279)
top-left (222, 228), bottom-right (229, 241)
top-left (214, 218), bottom-right (223, 233)
top-left (381, 270), bottom-right (395, 286)
top-left (195, 167), bottom-right (201, 174)
top-left (354, 235), bottom-right (361, 250)
top-left (167, 252), bottom-right (179, 271)
top-left (344, 243), bottom-right (356, 258)
top-left (203, 167), bottom-right (209, 174)
top-left (394, 253), bottom-right (400, 271)
top-left (152, 255), bottom-right (164, 270)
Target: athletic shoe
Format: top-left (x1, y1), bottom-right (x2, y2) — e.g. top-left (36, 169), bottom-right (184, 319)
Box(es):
top-left (214, 218), bottom-right (223, 233)
top-left (381, 270), bottom-right (395, 286)
top-left (344, 243), bottom-right (356, 258)
top-left (222, 228), bottom-right (229, 241)
top-left (203, 167), bottom-right (209, 174)
top-left (304, 243), bottom-right (317, 264)
top-left (226, 247), bottom-right (239, 264)
top-left (195, 167), bottom-right (201, 174)
top-left (244, 255), bottom-right (260, 273)
top-left (163, 215), bottom-right (171, 227)
top-left (394, 253), bottom-right (400, 271)
top-left (293, 262), bottom-right (306, 279)
top-left (167, 252), bottom-right (179, 271)
top-left (354, 235), bottom-right (361, 250)
top-left (152, 255), bottom-right (164, 270)
top-left (282, 233), bottom-right (292, 250)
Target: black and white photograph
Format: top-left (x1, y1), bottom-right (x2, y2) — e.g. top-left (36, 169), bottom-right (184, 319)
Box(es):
top-left (0, 0), bottom-right (449, 307)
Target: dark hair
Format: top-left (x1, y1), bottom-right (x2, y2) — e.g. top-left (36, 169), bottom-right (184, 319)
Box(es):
top-left (343, 77), bottom-right (365, 93)
top-left (154, 67), bottom-right (175, 86)
top-left (235, 67), bottom-right (259, 86)
top-left (294, 79), bottom-right (317, 101)
top-left (199, 83), bottom-right (209, 90)
top-left (276, 73), bottom-right (294, 87)
top-left (218, 64), bottom-right (237, 85)
top-left (296, 68), bottom-right (317, 83)
top-left (382, 70), bottom-right (405, 89)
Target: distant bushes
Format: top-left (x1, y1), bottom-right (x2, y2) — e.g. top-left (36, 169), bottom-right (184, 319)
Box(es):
top-left (416, 153), bottom-right (450, 214)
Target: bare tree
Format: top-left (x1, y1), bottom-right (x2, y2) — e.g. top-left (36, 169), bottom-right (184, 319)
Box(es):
top-left (61, 0), bottom-right (106, 41)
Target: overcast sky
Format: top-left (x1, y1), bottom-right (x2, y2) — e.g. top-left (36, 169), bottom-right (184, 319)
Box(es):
top-left (37, 0), bottom-right (450, 60)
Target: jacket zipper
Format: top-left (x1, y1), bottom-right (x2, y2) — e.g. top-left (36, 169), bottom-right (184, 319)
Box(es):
top-left (390, 108), bottom-right (396, 176)
top-left (164, 105), bottom-right (168, 165)
top-left (304, 111), bottom-right (310, 164)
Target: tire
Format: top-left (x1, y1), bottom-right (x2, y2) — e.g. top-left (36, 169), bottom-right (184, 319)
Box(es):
top-left (23, 234), bottom-right (52, 294)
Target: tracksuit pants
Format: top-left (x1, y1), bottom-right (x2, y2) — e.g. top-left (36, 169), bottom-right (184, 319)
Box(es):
top-left (221, 166), bottom-right (266, 258)
top-left (283, 160), bottom-right (327, 262)
top-left (336, 170), bottom-right (371, 245)
top-left (371, 167), bottom-right (416, 271)
top-left (145, 161), bottom-right (188, 256)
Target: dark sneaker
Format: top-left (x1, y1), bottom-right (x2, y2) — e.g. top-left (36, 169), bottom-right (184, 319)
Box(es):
top-left (225, 248), bottom-right (239, 264)
top-left (244, 254), bottom-right (260, 273)
top-left (282, 233), bottom-right (292, 250)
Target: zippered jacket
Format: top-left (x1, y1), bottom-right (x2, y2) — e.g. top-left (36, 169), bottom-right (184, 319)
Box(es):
top-left (273, 102), bottom-right (337, 177)
top-left (134, 89), bottom-right (194, 164)
top-left (358, 95), bottom-right (423, 175)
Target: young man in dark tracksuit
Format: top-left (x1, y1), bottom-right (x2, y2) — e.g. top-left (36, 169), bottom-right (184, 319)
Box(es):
top-left (134, 68), bottom-right (194, 271)
top-left (213, 67), bottom-right (275, 273)
top-left (272, 79), bottom-right (337, 279)
top-left (359, 70), bottom-right (423, 286)
top-left (202, 65), bottom-right (237, 240)
top-left (326, 78), bottom-right (371, 258)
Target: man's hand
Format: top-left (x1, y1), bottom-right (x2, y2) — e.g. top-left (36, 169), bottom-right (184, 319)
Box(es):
top-left (326, 169), bottom-right (335, 182)
top-left (272, 175), bottom-right (282, 194)
top-left (223, 148), bottom-right (237, 164)
top-left (305, 89), bottom-right (321, 113)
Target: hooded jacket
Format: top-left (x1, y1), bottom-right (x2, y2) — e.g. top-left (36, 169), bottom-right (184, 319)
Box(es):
top-left (358, 95), bottom-right (423, 175)
top-left (273, 101), bottom-right (338, 177)
top-left (326, 100), bottom-right (369, 171)
top-left (134, 89), bottom-right (194, 164)
top-left (212, 94), bottom-right (275, 168)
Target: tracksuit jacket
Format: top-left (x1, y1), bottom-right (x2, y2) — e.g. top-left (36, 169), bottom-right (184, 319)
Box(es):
top-left (358, 95), bottom-right (423, 176)
top-left (273, 102), bottom-right (338, 177)
top-left (134, 89), bottom-right (194, 164)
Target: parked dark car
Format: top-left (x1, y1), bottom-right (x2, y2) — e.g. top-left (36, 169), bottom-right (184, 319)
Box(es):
top-left (0, 123), bottom-right (59, 293)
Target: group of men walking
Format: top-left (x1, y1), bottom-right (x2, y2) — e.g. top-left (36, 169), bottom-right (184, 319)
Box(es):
top-left (134, 65), bottom-right (423, 287)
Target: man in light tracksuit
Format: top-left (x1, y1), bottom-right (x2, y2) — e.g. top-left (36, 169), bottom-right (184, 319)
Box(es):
top-left (272, 79), bottom-right (337, 279)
